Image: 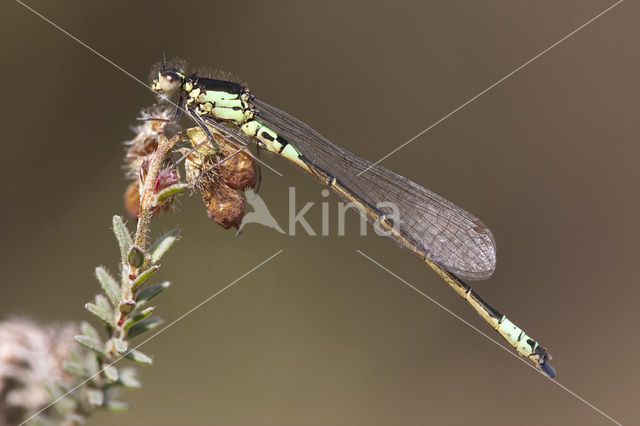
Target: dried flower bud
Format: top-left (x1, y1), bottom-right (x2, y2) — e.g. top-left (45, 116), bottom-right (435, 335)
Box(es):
top-left (123, 166), bottom-right (178, 219)
top-left (200, 181), bottom-right (246, 229)
top-left (124, 181), bottom-right (140, 218)
top-left (185, 148), bottom-right (245, 229)
top-left (216, 141), bottom-right (258, 191)
top-left (154, 166), bottom-right (179, 194)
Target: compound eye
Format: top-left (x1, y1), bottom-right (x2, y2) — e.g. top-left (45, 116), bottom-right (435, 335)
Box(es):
top-left (156, 71), bottom-right (182, 93)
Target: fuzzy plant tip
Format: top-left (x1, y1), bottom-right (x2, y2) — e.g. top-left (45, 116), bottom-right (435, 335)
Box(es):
top-left (0, 318), bottom-right (78, 425)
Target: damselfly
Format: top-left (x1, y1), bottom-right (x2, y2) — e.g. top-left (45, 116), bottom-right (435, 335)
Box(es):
top-left (151, 61), bottom-right (555, 378)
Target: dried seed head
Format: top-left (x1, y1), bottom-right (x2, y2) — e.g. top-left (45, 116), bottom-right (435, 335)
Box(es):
top-left (126, 107), bottom-right (173, 154)
top-left (185, 147), bottom-right (245, 229)
top-left (216, 141), bottom-right (258, 191)
top-left (124, 106), bottom-right (176, 179)
top-left (201, 181), bottom-right (246, 229)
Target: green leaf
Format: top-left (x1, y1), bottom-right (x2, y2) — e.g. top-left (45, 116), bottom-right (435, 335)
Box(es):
top-left (62, 360), bottom-right (86, 378)
top-left (131, 265), bottom-right (160, 292)
top-left (95, 294), bottom-right (114, 316)
top-left (123, 307), bottom-right (155, 330)
top-left (120, 267), bottom-right (129, 289)
top-left (156, 183), bottom-right (189, 202)
top-left (118, 376), bottom-right (141, 389)
top-left (137, 281), bottom-right (170, 306)
top-left (86, 352), bottom-right (100, 375)
top-left (127, 245), bottom-right (145, 267)
top-left (112, 216), bottom-right (133, 263)
top-left (95, 266), bottom-right (121, 305)
top-left (103, 364), bottom-right (119, 383)
top-left (114, 339), bottom-right (128, 355)
top-left (124, 349), bottom-right (153, 365)
top-left (84, 303), bottom-right (113, 327)
top-left (87, 388), bottom-right (104, 407)
top-left (104, 400), bottom-right (131, 412)
top-left (150, 229), bottom-right (181, 264)
top-left (118, 368), bottom-right (141, 389)
top-left (66, 413), bottom-right (87, 424)
top-left (56, 382), bottom-right (81, 400)
top-left (75, 335), bottom-right (104, 356)
top-left (126, 317), bottom-right (164, 339)
top-left (44, 382), bottom-right (60, 400)
top-left (46, 384), bottom-right (76, 417)
top-left (80, 321), bottom-right (99, 341)
top-left (69, 348), bottom-right (81, 363)
top-left (29, 416), bottom-right (53, 426)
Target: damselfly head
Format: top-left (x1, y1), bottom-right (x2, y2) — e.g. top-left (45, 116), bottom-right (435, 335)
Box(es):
top-left (152, 69), bottom-right (185, 96)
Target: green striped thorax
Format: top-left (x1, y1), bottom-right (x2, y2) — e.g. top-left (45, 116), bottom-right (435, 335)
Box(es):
top-left (152, 68), bottom-right (253, 124)
top-left (152, 67), bottom-right (303, 163)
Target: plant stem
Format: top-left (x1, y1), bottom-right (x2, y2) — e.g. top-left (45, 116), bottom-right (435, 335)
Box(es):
top-left (122, 132), bottom-right (178, 305)
top-left (134, 133), bottom-right (177, 252)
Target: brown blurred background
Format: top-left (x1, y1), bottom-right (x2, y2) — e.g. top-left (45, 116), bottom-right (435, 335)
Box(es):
top-left (1, 1), bottom-right (638, 424)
